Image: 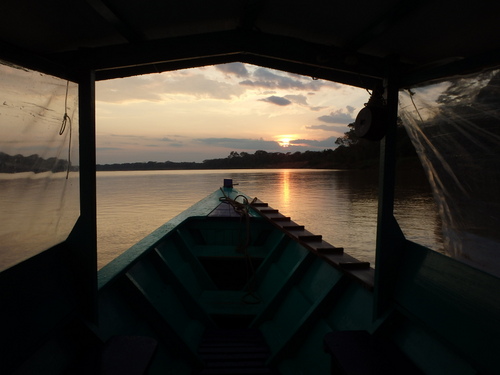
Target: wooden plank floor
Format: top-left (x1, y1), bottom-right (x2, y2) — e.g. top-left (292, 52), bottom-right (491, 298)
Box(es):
top-left (198, 328), bottom-right (277, 374)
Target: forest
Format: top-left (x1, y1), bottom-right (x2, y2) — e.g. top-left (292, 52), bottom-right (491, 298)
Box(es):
top-left (96, 122), bottom-right (417, 171)
top-left (0, 122), bottom-right (418, 173)
top-left (0, 152), bottom-right (72, 173)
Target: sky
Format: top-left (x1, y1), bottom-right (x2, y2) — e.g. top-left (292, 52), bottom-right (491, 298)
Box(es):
top-left (95, 62), bottom-right (369, 164)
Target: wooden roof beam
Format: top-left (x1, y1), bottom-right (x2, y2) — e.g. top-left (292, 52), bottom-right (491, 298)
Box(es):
top-left (85, 0), bottom-right (146, 43)
top-left (54, 29), bottom-right (390, 88)
top-left (400, 48), bottom-right (500, 87)
top-left (345, 0), bottom-right (427, 51)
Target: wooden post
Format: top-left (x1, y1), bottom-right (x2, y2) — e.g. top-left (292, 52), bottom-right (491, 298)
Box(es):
top-left (373, 66), bottom-right (406, 318)
top-left (66, 69), bottom-right (98, 322)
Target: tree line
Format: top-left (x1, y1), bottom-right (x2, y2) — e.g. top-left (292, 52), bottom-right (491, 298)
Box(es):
top-left (0, 152), bottom-right (72, 173)
top-left (0, 121), bottom-right (418, 173)
top-left (97, 122), bottom-right (418, 171)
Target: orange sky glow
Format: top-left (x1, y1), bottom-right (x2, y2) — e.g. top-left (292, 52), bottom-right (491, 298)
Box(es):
top-left (95, 63), bottom-right (368, 164)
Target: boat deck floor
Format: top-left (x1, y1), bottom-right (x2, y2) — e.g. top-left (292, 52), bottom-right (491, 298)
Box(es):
top-left (198, 328), bottom-right (277, 374)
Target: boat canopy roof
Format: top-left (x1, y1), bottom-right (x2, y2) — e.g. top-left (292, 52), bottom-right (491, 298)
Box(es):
top-left (2, 1), bottom-right (500, 86)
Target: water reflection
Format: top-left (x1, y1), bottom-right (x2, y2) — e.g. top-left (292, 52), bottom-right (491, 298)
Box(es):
top-left (280, 170), bottom-right (291, 210)
top-left (0, 173), bottom-right (79, 271)
top-left (0, 168), bottom-right (443, 270)
top-left (94, 169), bottom-right (383, 268)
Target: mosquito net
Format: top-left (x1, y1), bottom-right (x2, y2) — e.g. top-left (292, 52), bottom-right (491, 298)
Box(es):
top-left (0, 60), bottom-right (79, 271)
top-left (399, 68), bottom-right (500, 277)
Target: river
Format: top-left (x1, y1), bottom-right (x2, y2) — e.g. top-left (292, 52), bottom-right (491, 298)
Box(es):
top-left (96, 168), bottom-right (443, 269)
top-left (0, 168), bottom-right (443, 271)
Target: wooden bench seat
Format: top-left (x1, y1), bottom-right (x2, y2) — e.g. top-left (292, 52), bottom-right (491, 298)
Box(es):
top-left (323, 330), bottom-right (422, 375)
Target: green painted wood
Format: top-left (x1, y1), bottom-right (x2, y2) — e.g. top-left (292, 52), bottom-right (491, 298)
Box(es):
top-left (257, 258), bottom-right (344, 356)
top-left (250, 242), bottom-right (316, 327)
top-left (151, 248), bottom-right (216, 326)
top-left (266, 276), bottom-right (351, 367)
top-left (393, 241), bottom-right (500, 374)
top-left (277, 318), bottom-right (334, 375)
top-left (156, 232), bottom-right (218, 293)
top-left (271, 275), bottom-right (377, 374)
top-left (247, 233), bottom-right (290, 283)
top-left (178, 220), bottom-right (317, 318)
top-left (92, 184), bottom-right (500, 374)
top-left (385, 312), bottom-right (477, 375)
top-left (98, 189), bottom-right (225, 289)
top-left (201, 234), bottom-right (315, 317)
top-left (123, 270), bottom-right (205, 369)
top-left (324, 282), bottom-right (377, 332)
top-left (126, 260), bottom-right (208, 352)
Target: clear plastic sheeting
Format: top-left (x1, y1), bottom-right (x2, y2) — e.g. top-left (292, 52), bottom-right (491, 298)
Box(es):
top-left (0, 61), bottom-right (79, 271)
top-left (399, 69), bottom-right (500, 277)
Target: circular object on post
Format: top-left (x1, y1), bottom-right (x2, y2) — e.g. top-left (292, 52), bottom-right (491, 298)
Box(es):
top-left (354, 106), bottom-right (388, 141)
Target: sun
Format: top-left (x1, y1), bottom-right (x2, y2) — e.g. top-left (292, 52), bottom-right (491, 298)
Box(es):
top-left (277, 135), bottom-right (297, 148)
top-left (278, 138), bottom-right (291, 147)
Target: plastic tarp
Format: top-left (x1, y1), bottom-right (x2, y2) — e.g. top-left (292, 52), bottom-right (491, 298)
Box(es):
top-left (399, 68), bottom-right (500, 277)
top-left (0, 61), bottom-right (79, 271)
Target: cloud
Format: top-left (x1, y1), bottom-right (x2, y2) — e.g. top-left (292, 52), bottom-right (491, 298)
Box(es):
top-left (158, 73), bottom-right (245, 100)
top-left (215, 63), bottom-right (249, 78)
top-left (259, 96), bottom-right (292, 106)
top-left (305, 124), bottom-right (347, 132)
top-left (282, 94), bottom-right (326, 111)
top-left (291, 136), bottom-right (338, 148)
top-left (160, 137), bottom-right (184, 147)
top-left (97, 71), bottom-right (246, 103)
top-left (317, 106), bottom-right (356, 124)
top-left (240, 67), bottom-right (326, 91)
top-left (97, 76), bottom-right (164, 103)
top-left (97, 147), bottom-right (122, 151)
top-left (109, 133), bottom-right (145, 138)
top-left (196, 137), bottom-right (280, 150)
top-left (284, 94), bottom-right (308, 106)
top-left (99, 133), bottom-right (187, 150)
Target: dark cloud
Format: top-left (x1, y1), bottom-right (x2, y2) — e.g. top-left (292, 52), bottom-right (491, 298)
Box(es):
top-left (317, 107), bottom-right (356, 124)
top-left (110, 133), bottom-right (141, 138)
top-left (196, 137), bottom-right (279, 150)
top-left (159, 137), bottom-right (184, 147)
top-left (240, 68), bottom-right (326, 91)
top-left (284, 94), bottom-right (308, 106)
top-left (196, 135), bottom-right (339, 152)
top-left (259, 96), bottom-right (292, 106)
top-left (291, 136), bottom-right (338, 148)
top-left (305, 124), bottom-right (346, 132)
top-left (215, 63), bottom-right (249, 78)
top-left (97, 147), bottom-right (122, 151)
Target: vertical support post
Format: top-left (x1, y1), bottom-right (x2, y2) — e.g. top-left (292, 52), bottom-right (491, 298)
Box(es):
top-left (66, 69), bottom-right (97, 322)
top-left (373, 66), bottom-right (406, 318)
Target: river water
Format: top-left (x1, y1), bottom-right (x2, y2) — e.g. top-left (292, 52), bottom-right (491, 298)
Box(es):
top-left (0, 168), bottom-right (443, 271)
top-left (96, 168), bottom-right (443, 269)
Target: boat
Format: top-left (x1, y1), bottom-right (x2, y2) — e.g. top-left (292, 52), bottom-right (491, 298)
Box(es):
top-left (95, 182), bottom-right (375, 374)
top-left (1, 1), bottom-right (500, 374)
